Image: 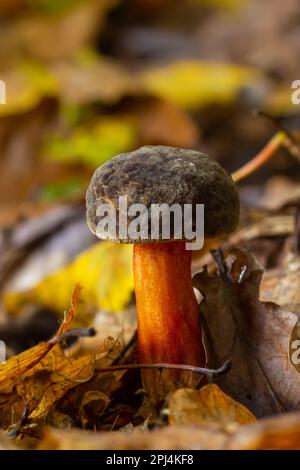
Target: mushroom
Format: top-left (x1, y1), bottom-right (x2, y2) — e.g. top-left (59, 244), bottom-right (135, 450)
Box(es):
top-left (86, 146), bottom-right (239, 403)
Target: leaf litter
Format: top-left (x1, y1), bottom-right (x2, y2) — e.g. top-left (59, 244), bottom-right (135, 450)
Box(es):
top-left (2, 0), bottom-right (300, 451)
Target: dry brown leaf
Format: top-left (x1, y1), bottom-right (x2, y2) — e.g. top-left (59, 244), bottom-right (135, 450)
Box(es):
top-left (79, 390), bottom-right (110, 427)
top-left (0, 432), bottom-right (18, 450)
top-left (23, 348), bottom-right (95, 422)
top-left (261, 254), bottom-right (300, 311)
top-left (192, 214), bottom-right (294, 276)
top-left (0, 285), bottom-right (79, 394)
top-left (0, 285), bottom-right (97, 432)
top-left (168, 384), bottom-right (256, 430)
top-left (56, 365), bottom-right (129, 430)
top-left (193, 249), bottom-right (300, 417)
top-left (225, 215), bottom-right (295, 254)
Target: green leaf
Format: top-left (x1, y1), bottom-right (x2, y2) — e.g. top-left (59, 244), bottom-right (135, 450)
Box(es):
top-left (39, 179), bottom-right (84, 202)
top-left (28, 0), bottom-right (83, 15)
top-left (45, 118), bottom-right (137, 169)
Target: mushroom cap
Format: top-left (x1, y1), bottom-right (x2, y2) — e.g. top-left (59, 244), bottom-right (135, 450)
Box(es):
top-left (86, 145), bottom-right (239, 243)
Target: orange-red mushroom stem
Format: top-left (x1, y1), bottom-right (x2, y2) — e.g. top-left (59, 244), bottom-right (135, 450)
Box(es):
top-left (133, 240), bottom-right (206, 402)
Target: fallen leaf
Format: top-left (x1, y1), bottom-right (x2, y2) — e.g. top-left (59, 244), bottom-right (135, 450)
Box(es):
top-left (0, 432), bottom-right (18, 450)
top-left (52, 52), bottom-right (137, 105)
top-left (0, 286), bottom-right (95, 432)
top-left (141, 60), bottom-right (259, 110)
top-left (0, 61), bottom-right (58, 117)
top-left (0, 285), bottom-right (79, 394)
top-left (4, 242), bottom-right (134, 322)
top-left (261, 254), bottom-right (300, 312)
top-left (57, 367), bottom-right (130, 430)
top-left (67, 307), bottom-right (136, 359)
top-left (45, 117), bottom-right (137, 169)
top-left (79, 390), bottom-right (110, 427)
top-left (0, 0), bottom-right (118, 62)
top-left (193, 249), bottom-right (300, 417)
top-left (25, 348), bottom-right (95, 422)
top-left (195, 0), bottom-right (243, 11)
top-left (168, 384), bottom-right (256, 429)
top-left (134, 99), bottom-right (199, 148)
top-left (0, 205), bottom-right (86, 286)
top-left (120, 416), bottom-right (151, 433)
top-left (261, 176), bottom-right (300, 211)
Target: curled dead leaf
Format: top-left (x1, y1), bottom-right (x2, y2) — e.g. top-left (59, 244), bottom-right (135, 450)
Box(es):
top-left (261, 254), bottom-right (300, 312)
top-left (0, 284), bottom-right (79, 394)
top-left (26, 349), bottom-right (95, 422)
top-left (79, 391), bottom-right (110, 427)
top-left (168, 384), bottom-right (256, 430)
top-left (0, 285), bottom-right (97, 432)
top-left (193, 249), bottom-right (300, 417)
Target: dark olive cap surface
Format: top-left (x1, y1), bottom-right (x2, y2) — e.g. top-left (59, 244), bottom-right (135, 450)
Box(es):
top-left (86, 145), bottom-right (239, 243)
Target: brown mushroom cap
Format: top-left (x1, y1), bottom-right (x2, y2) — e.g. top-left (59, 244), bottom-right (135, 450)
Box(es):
top-left (86, 145), bottom-right (239, 243)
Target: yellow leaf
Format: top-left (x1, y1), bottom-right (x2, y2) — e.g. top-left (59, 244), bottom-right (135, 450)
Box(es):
top-left (0, 287), bottom-right (96, 426)
top-left (142, 60), bottom-right (259, 110)
top-left (45, 117), bottom-right (137, 169)
top-left (4, 242), bottom-right (134, 322)
top-left (0, 61), bottom-right (59, 117)
top-left (26, 349), bottom-right (95, 422)
top-left (169, 384), bottom-right (256, 429)
top-left (264, 85), bottom-right (297, 115)
top-left (0, 286), bottom-right (79, 394)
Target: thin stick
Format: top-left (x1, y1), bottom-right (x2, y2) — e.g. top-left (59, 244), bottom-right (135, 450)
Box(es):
top-left (232, 109), bottom-right (300, 183)
top-left (256, 110), bottom-right (300, 161)
top-left (95, 359), bottom-right (231, 378)
top-left (49, 326), bottom-right (96, 345)
top-left (232, 132), bottom-right (284, 183)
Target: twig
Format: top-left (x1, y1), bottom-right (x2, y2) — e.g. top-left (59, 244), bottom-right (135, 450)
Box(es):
top-left (232, 132), bottom-right (284, 183)
top-left (232, 111), bottom-right (300, 183)
top-left (255, 110), bottom-right (300, 160)
top-left (211, 248), bottom-right (230, 283)
top-left (49, 326), bottom-right (96, 345)
top-left (95, 359), bottom-right (232, 378)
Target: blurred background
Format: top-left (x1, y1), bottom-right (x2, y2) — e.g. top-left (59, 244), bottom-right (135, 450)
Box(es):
top-left (0, 0), bottom-right (300, 356)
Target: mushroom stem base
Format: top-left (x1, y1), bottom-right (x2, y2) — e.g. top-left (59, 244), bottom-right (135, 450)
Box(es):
top-left (133, 241), bottom-right (206, 403)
